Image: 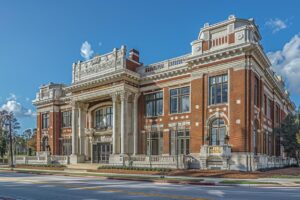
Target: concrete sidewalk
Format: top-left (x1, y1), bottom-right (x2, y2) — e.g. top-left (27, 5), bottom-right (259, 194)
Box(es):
top-left (1, 167), bottom-right (300, 187)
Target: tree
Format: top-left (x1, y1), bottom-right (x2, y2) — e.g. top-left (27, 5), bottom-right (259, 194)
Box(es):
top-left (22, 128), bottom-right (35, 155)
top-left (0, 134), bottom-right (7, 159)
top-left (275, 113), bottom-right (300, 165)
top-left (27, 128), bottom-right (37, 155)
top-left (0, 110), bottom-right (20, 165)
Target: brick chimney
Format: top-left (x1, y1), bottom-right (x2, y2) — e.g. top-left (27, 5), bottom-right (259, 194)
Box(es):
top-left (129, 49), bottom-right (140, 63)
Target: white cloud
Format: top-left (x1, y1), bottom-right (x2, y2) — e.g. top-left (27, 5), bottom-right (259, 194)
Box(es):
top-left (267, 34), bottom-right (300, 95)
top-left (6, 93), bottom-right (17, 101)
top-left (1, 95), bottom-right (36, 117)
top-left (266, 18), bottom-right (287, 33)
top-left (80, 41), bottom-right (94, 60)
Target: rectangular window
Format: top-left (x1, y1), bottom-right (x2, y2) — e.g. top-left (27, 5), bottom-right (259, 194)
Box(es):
top-left (42, 113), bottom-right (49, 129)
top-left (95, 107), bottom-right (113, 130)
top-left (145, 92), bottom-right (163, 117)
top-left (209, 74), bottom-right (228, 105)
top-left (169, 130), bottom-right (190, 155)
top-left (170, 87), bottom-right (190, 114)
top-left (59, 138), bottom-right (72, 155)
top-left (254, 76), bottom-right (259, 106)
top-left (146, 132), bottom-right (163, 155)
top-left (62, 111), bottom-right (72, 128)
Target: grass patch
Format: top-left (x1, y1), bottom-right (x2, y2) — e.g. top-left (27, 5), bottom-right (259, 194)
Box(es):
top-left (220, 180), bottom-right (279, 185)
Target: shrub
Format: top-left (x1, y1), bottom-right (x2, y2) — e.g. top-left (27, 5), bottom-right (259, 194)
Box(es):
top-left (98, 165), bottom-right (172, 172)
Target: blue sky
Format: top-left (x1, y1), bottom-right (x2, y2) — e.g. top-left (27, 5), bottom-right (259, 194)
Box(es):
top-left (1, 0), bottom-right (300, 133)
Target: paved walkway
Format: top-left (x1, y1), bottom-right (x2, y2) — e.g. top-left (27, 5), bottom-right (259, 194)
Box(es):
top-left (1, 171), bottom-right (300, 200)
top-left (1, 167), bottom-right (300, 187)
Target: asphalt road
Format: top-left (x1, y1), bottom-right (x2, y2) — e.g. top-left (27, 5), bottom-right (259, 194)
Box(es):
top-left (0, 171), bottom-right (300, 200)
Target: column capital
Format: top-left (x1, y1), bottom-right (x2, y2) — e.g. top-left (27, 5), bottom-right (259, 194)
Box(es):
top-left (70, 101), bottom-right (79, 108)
top-left (110, 93), bottom-right (119, 102)
top-left (120, 91), bottom-right (129, 102)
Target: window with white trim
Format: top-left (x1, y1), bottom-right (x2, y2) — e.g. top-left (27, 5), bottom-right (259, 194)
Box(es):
top-left (170, 87), bottom-right (190, 114)
top-left (209, 74), bottom-right (228, 105)
top-left (145, 92), bottom-right (163, 117)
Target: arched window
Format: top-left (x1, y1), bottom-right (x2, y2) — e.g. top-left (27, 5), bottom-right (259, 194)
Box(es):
top-left (94, 106), bottom-right (113, 130)
top-left (210, 118), bottom-right (226, 145)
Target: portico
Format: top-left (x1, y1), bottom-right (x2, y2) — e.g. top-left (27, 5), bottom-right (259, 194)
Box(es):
top-left (69, 86), bottom-right (140, 164)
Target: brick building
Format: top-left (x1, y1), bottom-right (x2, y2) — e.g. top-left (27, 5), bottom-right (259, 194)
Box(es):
top-left (33, 15), bottom-right (295, 170)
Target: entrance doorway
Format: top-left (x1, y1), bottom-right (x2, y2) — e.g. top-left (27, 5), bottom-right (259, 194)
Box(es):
top-left (92, 143), bottom-right (112, 163)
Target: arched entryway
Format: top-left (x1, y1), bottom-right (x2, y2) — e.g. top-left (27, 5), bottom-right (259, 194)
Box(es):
top-left (209, 118), bottom-right (227, 146)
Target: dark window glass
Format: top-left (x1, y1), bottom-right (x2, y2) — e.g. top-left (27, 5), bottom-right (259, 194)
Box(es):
top-left (170, 87), bottom-right (190, 114)
top-left (209, 74), bottom-right (228, 105)
top-left (62, 111), bottom-right (72, 128)
top-left (210, 118), bottom-right (226, 145)
top-left (42, 113), bottom-right (49, 129)
top-left (169, 130), bottom-right (190, 155)
top-left (147, 131), bottom-right (163, 155)
top-left (145, 92), bottom-right (163, 117)
top-left (95, 106), bottom-right (113, 130)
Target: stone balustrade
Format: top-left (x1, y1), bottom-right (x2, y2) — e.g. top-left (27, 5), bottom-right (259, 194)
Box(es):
top-left (109, 154), bottom-right (187, 169)
top-left (15, 151), bottom-right (70, 165)
top-left (200, 145), bottom-right (232, 158)
top-left (137, 54), bottom-right (188, 76)
top-left (72, 46), bottom-right (126, 83)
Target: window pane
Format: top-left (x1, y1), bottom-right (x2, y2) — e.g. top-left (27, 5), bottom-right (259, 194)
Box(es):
top-left (210, 86), bottom-right (216, 105)
top-left (157, 99), bottom-right (163, 116)
top-left (156, 92), bottom-right (163, 99)
top-left (223, 74), bottom-right (228, 82)
top-left (181, 95), bottom-right (190, 112)
top-left (216, 84), bottom-right (222, 104)
top-left (170, 89), bottom-right (178, 96)
top-left (211, 128), bottom-right (217, 145)
top-left (181, 87), bottom-right (190, 95)
top-left (146, 101), bottom-right (153, 116)
top-left (219, 127), bottom-right (226, 145)
top-left (210, 77), bottom-right (215, 84)
top-left (222, 83), bottom-right (228, 103)
top-left (170, 97), bottom-right (178, 113)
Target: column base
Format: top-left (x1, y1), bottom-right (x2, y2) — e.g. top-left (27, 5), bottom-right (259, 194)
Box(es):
top-left (70, 154), bottom-right (85, 164)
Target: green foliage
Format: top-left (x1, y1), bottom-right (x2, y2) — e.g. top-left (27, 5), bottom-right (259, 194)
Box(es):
top-left (275, 113), bottom-right (300, 159)
top-left (16, 164), bottom-right (66, 168)
top-left (98, 165), bottom-right (172, 172)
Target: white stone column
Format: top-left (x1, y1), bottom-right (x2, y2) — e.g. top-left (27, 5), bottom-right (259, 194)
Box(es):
top-left (120, 92), bottom-right (127, 155)
top-left (111, 93), bottom-right (118, 154)
top-left (78, 104), bottom-right (88, 156)
top-left (71, 102), bottom-right (78, 155)
top-left (133, 93), bottom-right (140, 155)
